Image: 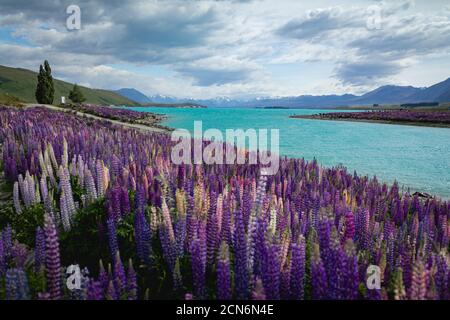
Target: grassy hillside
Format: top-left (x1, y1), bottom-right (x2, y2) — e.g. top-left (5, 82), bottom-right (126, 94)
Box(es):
top-left (0, 65), bottom-right (137, 105)
top-left (0, 92), bottom-right (24, 107)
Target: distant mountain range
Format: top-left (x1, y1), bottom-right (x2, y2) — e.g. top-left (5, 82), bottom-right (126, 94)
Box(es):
top-left (115, 88), bottom-right (152, 104)
top-left (2, 63), bottom-right (449, 108)
top-left (117, 77), bottom-right (450, 108)
top-left (0, 65), bottom-right (137, 105)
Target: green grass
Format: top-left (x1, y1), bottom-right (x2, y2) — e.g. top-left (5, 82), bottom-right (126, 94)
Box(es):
top-left (0, 65), bottom-right (138, 105)
top-left (0, 92), bottom-right (24, 107)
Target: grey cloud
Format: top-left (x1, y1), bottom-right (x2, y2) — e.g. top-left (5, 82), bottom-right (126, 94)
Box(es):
top-left (348, 18), bottom-right (450, 57)
top-left (276, 7), bottom-right (362, 40)
top-left (176, 66), bottom-right (251, 86)
top-left (1, 1), bottom-right (222, 62)
top-left (174, 56), bottom-right (262, 86)
top-left (335, 60), bottom-right (404, 86)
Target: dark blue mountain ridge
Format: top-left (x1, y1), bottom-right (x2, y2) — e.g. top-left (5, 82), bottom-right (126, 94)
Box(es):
top-left (115, 88), bottom-right (152, 104)
top-left (116, 77), bottom-right (450, 108)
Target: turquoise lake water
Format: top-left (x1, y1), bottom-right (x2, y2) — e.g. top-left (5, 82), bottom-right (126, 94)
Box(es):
top-left (127, 107), bottom-right (450, 199)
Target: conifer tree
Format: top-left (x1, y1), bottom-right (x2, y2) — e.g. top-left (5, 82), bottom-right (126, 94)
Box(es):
top-left (68, 84), bottom-right (86, 103)
top-left (35, 60), bottom-right (54, 104)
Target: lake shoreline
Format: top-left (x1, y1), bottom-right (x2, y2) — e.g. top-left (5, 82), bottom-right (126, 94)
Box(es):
top-left (24, 103), bottom-right (173, 133)
top-left (290, 114), bottom-right (450, 128)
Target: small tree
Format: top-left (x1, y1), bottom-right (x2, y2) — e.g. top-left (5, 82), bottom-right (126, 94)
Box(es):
top-left (35, 60), bottom-right (55, 104)
top-left (68, 84), bottom-right (86, 103)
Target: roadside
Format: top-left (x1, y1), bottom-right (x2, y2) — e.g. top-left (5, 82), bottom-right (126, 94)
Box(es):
top-left (24, 103), bottom-right (172, 133)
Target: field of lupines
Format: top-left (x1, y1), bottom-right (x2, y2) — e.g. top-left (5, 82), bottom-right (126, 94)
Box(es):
top-left (0, 105), bottom-right (449, 300)
top-left (66, 104), bottom-right (166, 127)
top-left (291, 110), bottom-right (450, 126)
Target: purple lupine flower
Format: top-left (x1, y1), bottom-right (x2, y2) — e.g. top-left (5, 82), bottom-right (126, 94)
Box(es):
top-left (280, 261), bottom-right (291, 299)
top-left (106, 280), bottom-right (118, 300)
top-left (206, 197), bottom-right (218, 265)
top-left (435, 254), bottom-right (448, 299)
top-left (2, 225), bottom-right (12, 255)
top-left (120, 187), bottom-right (131, 215)
top-left (191, 236), bottom-right (206, 299)
top-left (263, 243), bottom-right (281, 300)
top-left (344, 242), bottom-right (360, 300)
top-left (87, 280), bottom-right (103, 300)
top-left (126, 259), bottom-right (138, 300)
top-left (234, 209), bottom-right (249, 299)
top-left (290, 238), bottom-right (306, 300)
top-left (251, 277), bottom-right (266, 300)
top-left (311, 245), bottom-right (328, 300)
top-left (113, 251), bottom-right (127, 298)
top-left (98, 260), bottom-right (110, 294)
top-left (11, 241), bottom-right (28, 269)
top-left (37, 292), bottom-right (51, 300)
top-left (43, 213), bottom-right (62, 300)
top-left (5, 268), bottom-right (30, 300)
top-left (134, 210), bottom-right (152, 265)
top-left (344, 211), bottom-right (355, 242)
top-left (107, 218), bottom-right (119, 260)
top-left (173, 258), bottom-right (183, 293)
top-left (410, 259), bottom-right (427, 300)
top-left (0, 236), bottom-right (5, 276)
top-left (216, 242), bottom-right (232, 300)
top-left (175, 210), bottom-right (187, 258)
top-left (220, 199), bottom-right (232, 246)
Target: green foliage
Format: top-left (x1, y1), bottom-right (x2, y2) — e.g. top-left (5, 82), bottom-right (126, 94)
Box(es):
top-left (0, 203), bottom-right (45, 247)
top-left (35, 60), bottom-right (54, 104)
top-left (0, 64), bottom-right (137, 105)
top-left (59, 198), bottom-right (109, 273)
top-left (27, 268), bottom-right (47, 298)
top-left (0, 93), bottom-right (24, 107)
top-left (0, 277), bottom-right (5, 300)
top-left (68, 84), bottom-right (86, 104)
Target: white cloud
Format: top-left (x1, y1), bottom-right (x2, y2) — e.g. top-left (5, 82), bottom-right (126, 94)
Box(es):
top-left (0, 0), bottom-right (449, 98)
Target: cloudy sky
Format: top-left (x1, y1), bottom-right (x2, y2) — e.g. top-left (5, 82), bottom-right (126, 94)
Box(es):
top-left (0, 0), bottom-right (449, 99)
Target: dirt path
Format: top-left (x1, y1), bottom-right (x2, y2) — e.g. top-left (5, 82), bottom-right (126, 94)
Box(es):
top-left (24, 104), bottom-right (171, 134)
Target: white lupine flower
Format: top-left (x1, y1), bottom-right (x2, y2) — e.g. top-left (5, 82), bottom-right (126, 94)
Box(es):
top-left (80, 194), bottom-right (87, 208)
top-left (84, 167), bottom-right (97, 203)
top-left (35, 179), bottom-right (41, 204)
top-left (40, 175), bottom-right (48, 202)
top-left (13, 182), bottom-right (22, 214)
top-left (47, 142), bottom-right (58, 171)
top-left (96, 160), bottom-right (105, 197)
top-left (269, 207), bottom-right (277, 236)
top-left (18, 174), bottom-right (25, 203)
top-left (38, 151), bottom-right (48, 177)
top-left (62, 138), bottom-right (69, 169)
top-left (77, 155), bottom-right (85, 187)
top-left (103, 165), bottom-right (110, 192)
top-left (60, 191), bottom-right (71, 231)
top-left (25, 171), bottom-right (36, 205)
top-left (70, 155), bottom-right (77, 176)
top-left (22, 176), bottom-right (31, 207)
top-left (59, 166), bottom-right (76, 218)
